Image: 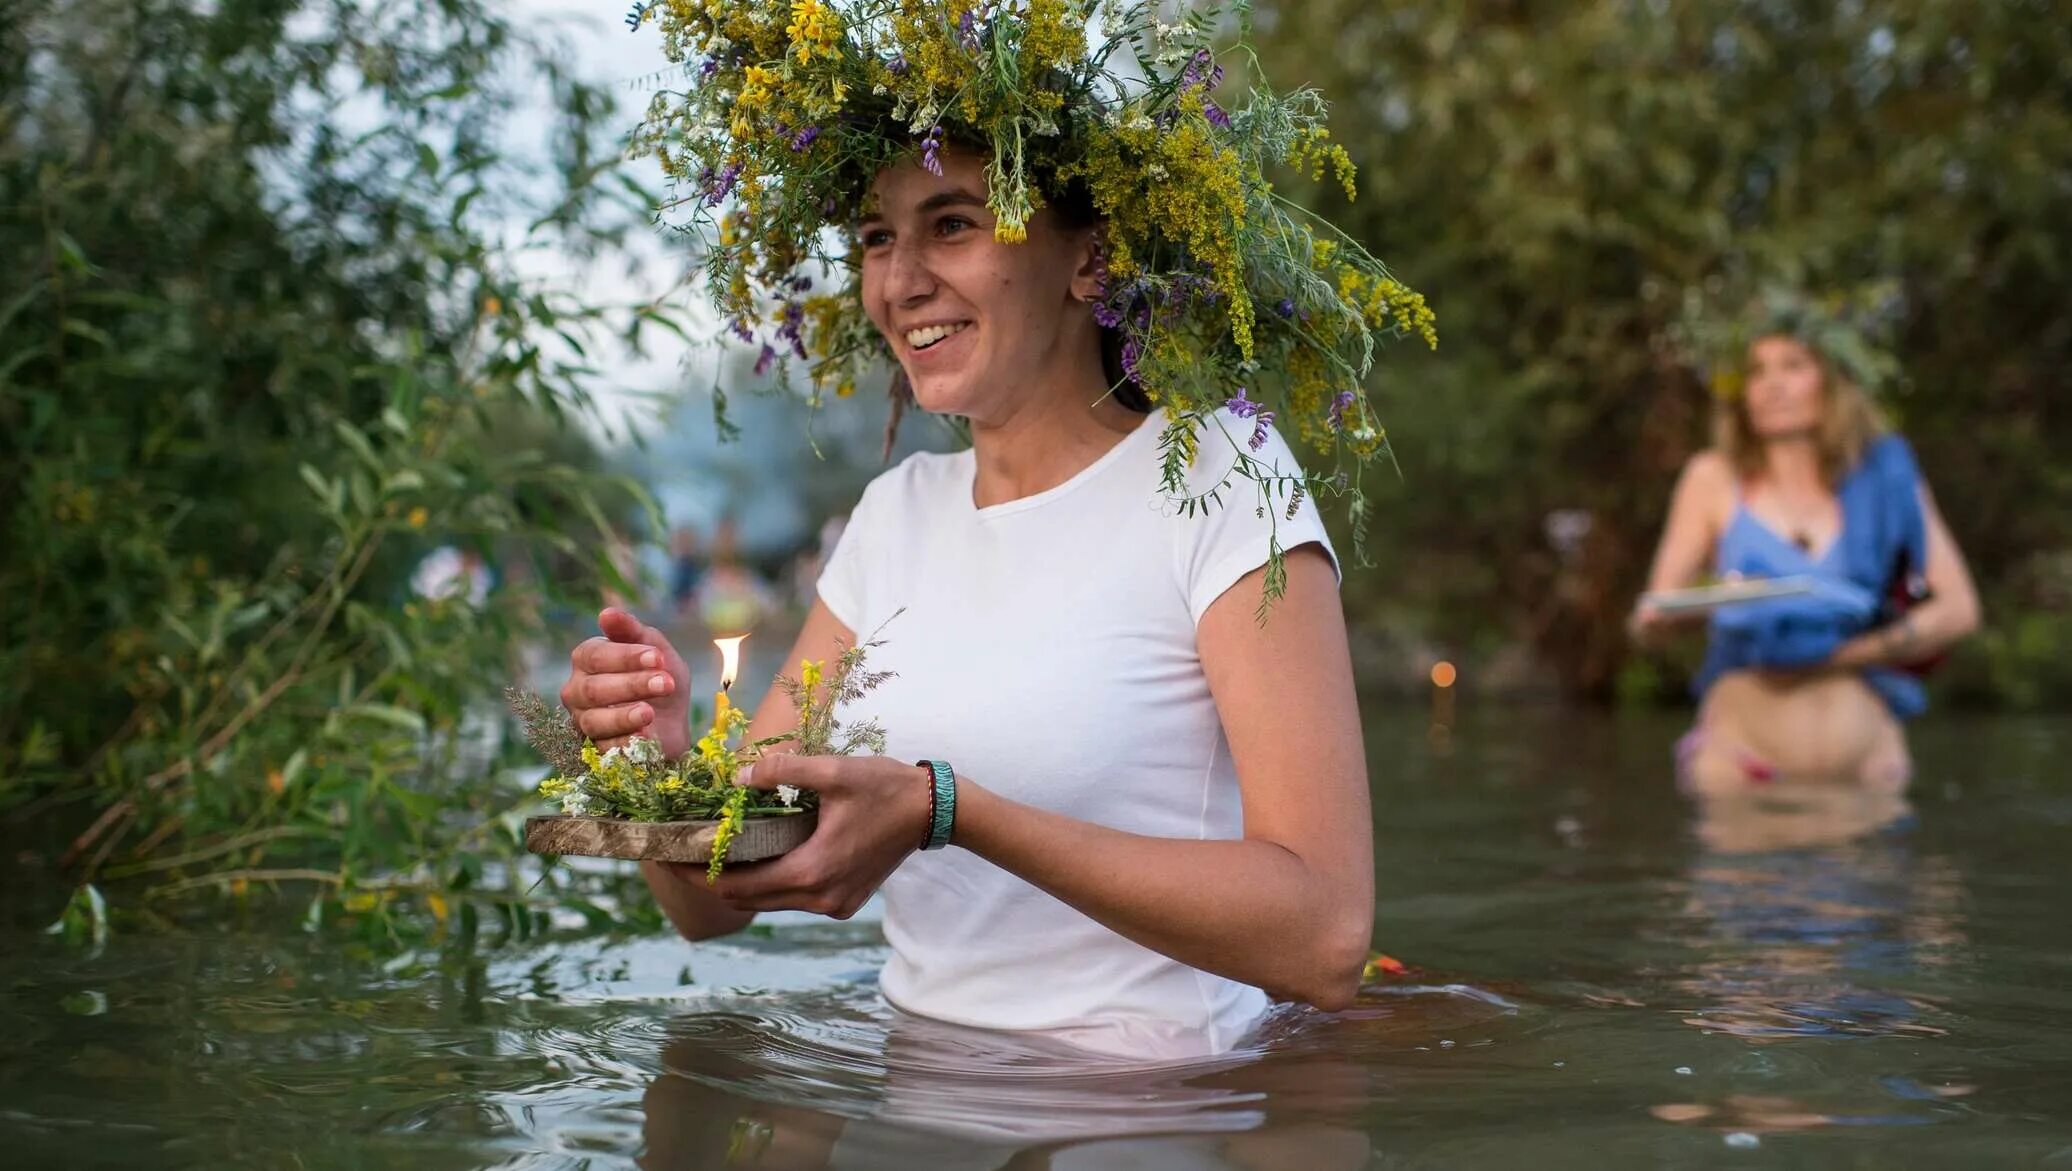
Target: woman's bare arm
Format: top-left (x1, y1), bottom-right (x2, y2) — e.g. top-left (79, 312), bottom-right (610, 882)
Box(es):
top-left (1829, 482), bottom-right (1982, 668)
top-left (1630, 451), bottom-right (1733, 641)
top-left (943, 545), bottom-right (1374, 1009)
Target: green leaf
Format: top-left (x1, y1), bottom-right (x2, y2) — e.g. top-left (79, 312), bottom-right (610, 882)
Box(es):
top-left (58, 318), bottom-right (112, 348)
top-left (44, 884), bottom-right (109, 947)
top-left (0, 282), bottom-right (44, 332)
top-left (52, 231), bottom-right (93, 274)
top-left (298, 463), bottom-right (331, 503)
top-left (333, 420), bottom-right (383, 471)
top-left (281, 748), bottom-right (310, 791)
top-left (344, 703), bottom-right (427, 734)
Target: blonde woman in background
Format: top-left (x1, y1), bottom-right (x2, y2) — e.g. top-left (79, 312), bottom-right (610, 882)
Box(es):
top-left (1633, 311), bottom-right (1981, 794)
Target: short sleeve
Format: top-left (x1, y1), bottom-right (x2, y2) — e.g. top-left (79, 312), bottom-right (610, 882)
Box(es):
top-left (815, 477), bottom-right (883, 633)
top-left (1175, 421), bottom-right (1341, 624)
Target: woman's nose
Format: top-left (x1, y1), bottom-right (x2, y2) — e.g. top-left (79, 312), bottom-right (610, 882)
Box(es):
top-left (884, 239), bottom-right (936, 305)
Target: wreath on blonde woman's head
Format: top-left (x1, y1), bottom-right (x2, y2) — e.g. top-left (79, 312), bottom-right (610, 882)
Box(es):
top-left (1676, 279), bottom-right (1906, 404)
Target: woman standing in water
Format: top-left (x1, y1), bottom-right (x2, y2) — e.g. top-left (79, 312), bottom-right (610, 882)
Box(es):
top-left (553, 1), bottom-right (1433, 1058)
top-left (1633, 291), bottom-right (1981, 793)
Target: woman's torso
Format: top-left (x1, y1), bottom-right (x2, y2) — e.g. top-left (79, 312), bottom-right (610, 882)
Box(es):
top-left (1693, 459), bottom-right (1910, 784)
top-left (1696, 668), bottom-right (1905, 784)
top-left (814, 417), bottom-right (1336, 1057)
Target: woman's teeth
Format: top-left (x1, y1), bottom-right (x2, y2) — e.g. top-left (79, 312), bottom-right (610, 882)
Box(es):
top-left (906, 322), bottom-right (971, 350)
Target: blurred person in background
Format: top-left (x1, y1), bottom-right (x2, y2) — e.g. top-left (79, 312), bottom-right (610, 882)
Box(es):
top-left (1632, 290), bottom-right (1981, 794)
top-left (667, 525), bottom-right (706, 621)
top-left (693, 517), bottom-right (778, 634)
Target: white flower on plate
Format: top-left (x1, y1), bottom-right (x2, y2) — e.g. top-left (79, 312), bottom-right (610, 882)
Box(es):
top-left (561, 789), bottom-right (592, 817)
top-left (627, 738), bottom-right (663, 766)
top-left (776, 784), bottom-right (800, 808)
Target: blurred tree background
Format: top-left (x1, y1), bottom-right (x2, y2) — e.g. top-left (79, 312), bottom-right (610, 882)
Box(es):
top-left (0, 0), bottom-right (681, 931)
top-left (3, 0), bottom-right (2068, 934)
top-left (1252, 0), bottom-right (2071, 705)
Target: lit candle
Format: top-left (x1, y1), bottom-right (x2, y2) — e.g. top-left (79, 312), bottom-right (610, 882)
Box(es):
top-left (710, 634), bottom-right (747, 734)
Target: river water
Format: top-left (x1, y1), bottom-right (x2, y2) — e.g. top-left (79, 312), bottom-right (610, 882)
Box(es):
top-left (5, 707), bottom-right (2069, 1168)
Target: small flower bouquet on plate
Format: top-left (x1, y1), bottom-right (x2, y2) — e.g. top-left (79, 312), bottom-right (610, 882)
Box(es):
top-left (511, 626), bottom-right (893, 880)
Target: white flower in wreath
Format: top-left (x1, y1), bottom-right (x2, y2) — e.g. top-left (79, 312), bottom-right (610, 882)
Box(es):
top-left (776, 784), bottom-right (800, 808)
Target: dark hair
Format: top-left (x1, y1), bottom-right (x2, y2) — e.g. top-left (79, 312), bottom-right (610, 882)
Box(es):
top-left (1047, 176), bottom-right (1151, 414)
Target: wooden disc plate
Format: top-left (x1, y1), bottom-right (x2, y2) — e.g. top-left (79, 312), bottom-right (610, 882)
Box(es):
top-left (523, 812), bottom-right (816, 864)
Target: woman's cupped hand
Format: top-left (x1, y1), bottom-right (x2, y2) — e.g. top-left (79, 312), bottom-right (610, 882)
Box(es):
top-left (685, 753), bottom-right (938, 920)
top-left (561, 607), bottom-right (693, 756)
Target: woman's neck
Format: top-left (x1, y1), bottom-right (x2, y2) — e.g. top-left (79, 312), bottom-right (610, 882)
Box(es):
top-left (966, 354), bottom-right (1143, 509)
top-left (1757, 435), bottom-right (1827, 494)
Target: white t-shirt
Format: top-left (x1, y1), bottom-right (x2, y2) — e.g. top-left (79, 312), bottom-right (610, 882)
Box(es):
top-left (815, 414), bottom-right (1338, 1058)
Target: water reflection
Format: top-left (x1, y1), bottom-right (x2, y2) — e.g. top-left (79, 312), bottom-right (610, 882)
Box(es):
top-left (1644, 782), bottom-right (1974, 1137)
top-left (1676, 783), bottom-right (1966, 1041)
top-left (636, 983), bottom-right (1515, 1169)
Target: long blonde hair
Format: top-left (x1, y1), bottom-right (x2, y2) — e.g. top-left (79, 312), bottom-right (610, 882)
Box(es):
top-left (1711, 335), bottom-right (1890, 486)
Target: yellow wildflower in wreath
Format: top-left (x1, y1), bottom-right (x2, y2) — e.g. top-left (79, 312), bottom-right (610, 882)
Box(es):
top-left (786, 0), bottom-right (843, 64)
top-left (625, 0), bottom-right (1438, 593)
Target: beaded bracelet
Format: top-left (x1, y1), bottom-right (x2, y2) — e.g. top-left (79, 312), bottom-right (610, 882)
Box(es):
top-left (915, 759), bottom-right (956, 851)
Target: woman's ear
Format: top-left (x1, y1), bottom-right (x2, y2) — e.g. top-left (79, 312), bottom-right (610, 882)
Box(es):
top-left (1068, 227), bottom-right (1105, 304)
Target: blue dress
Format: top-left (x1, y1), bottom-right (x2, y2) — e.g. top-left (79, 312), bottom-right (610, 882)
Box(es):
top-left (1693, 434), bottom-right (1930, 720)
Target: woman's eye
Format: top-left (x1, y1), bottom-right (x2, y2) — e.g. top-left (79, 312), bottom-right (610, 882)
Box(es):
top-left (936, 216), bottom-right (971, 237)
top-left (860, 228), bottom-right (892, 247)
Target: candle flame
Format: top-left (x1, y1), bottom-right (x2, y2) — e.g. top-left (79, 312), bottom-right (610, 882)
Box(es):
top-left (715, 635), bottom-right (747, 692)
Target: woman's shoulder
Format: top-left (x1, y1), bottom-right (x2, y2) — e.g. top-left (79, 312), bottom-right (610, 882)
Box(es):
top-left (1846, 429), bottom-right (1922, 492)
top-left (853, 446), bottom-right (971, 514)
top-left (1156, 413), bottom-right (1313, 499)
top-left (1861, 430), bottom-right (1918, 468)
top-left (1679, 448), bottom-right (1739, 496)
top-left (1681, 447), bottom-right (1736, 482)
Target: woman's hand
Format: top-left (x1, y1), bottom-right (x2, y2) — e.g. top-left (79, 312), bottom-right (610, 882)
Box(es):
top-left (695, 754), bottom-right (935, 919)
top-left (560, 607), bottom-right (693, 756)
top-left (1626, 598), bottom-right (1674, 645)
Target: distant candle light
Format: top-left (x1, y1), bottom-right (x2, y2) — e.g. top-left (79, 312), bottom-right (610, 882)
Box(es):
top-left (1430, 660), bottom-right (1458, 689)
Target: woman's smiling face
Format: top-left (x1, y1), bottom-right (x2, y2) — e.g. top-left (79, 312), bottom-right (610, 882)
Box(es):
top-left (856, 148), bottom-right (1104, 423)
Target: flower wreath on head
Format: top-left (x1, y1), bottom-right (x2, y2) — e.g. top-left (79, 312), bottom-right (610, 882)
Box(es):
top-left (1675, 279), bottom-right (1906, 404)
top-left (627, 0), bottom-right (1436, 609)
